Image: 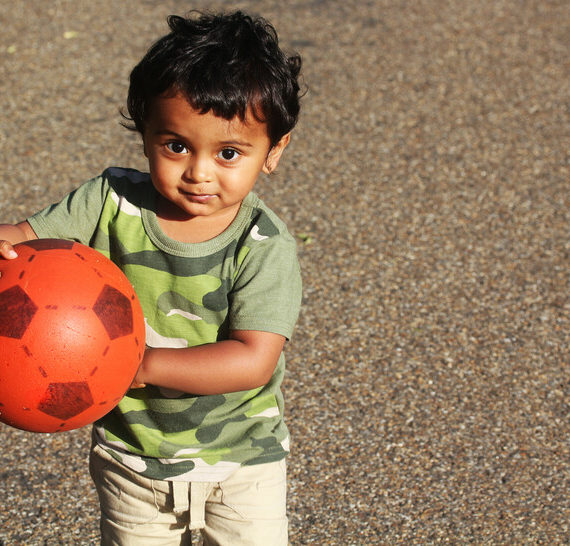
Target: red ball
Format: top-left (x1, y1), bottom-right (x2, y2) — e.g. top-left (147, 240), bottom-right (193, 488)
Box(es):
top-left (0, 239), bottom-right (145, 432)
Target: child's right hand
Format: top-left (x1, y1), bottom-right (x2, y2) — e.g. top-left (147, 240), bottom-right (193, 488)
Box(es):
top-left (0, 221), bottom-right (38, 260)
top-left (0, 240), bottom-right (19, 260)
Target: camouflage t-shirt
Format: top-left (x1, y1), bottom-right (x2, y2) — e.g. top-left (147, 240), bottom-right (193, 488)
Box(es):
top-left (28, 167), bottom-right (302, 481)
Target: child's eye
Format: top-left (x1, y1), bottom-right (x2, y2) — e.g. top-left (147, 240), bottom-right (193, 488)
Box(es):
top-left (218, 148), bottom-right (239, 162)
top-left (166, 142), bottom-right (188, 154)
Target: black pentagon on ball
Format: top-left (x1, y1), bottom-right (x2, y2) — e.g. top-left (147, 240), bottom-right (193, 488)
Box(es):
top-left (0, 285), bottom-right (38, 339)
top-left (93, 284), bottom-right (134, 340)
top-left (37, 381), bottom-right (94, 420)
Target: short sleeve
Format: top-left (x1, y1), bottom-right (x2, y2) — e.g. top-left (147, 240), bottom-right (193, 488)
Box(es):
top-left (229, 233), bottom-right (302, 339)
top-left (27, 174), bottom-right (109, 244)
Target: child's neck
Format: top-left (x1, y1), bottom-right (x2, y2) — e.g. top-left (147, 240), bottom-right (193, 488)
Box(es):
top-left (156, 196), bottom-right (241, 243)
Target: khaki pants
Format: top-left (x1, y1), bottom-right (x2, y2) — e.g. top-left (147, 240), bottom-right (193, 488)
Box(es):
top-left (89, 444), bottom-right (288, 545)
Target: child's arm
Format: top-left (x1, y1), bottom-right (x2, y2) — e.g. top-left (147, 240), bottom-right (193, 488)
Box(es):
top-left (135, 329), bottom-right (286, 395)
top-left (0, 222), bottom-right (38, 258)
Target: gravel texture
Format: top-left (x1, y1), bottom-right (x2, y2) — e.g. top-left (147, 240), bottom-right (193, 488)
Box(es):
top-left (0, 0), bottom-right (568, 544)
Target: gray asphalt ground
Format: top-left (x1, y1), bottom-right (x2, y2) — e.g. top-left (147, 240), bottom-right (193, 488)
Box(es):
top-left (0, 0), bottom-right (568, 544)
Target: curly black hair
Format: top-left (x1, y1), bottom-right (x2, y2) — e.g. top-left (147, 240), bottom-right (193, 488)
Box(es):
top-left (125, 11), bottom-right (303, 146)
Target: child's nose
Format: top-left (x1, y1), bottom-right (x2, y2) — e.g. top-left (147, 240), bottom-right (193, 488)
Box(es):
top-left (185, 155), bottom-right (212, 183)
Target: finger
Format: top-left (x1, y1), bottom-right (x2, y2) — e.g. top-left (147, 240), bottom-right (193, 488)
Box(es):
top-left (0, 241), bottom-right (18, 259)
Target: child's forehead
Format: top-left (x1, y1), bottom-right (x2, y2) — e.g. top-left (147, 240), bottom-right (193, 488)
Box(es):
top-left (146, 92), bottom-right (271, 141)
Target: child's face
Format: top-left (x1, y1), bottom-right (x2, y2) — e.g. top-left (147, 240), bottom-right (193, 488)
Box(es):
top-left (142, 92), bottom-right (289, 231)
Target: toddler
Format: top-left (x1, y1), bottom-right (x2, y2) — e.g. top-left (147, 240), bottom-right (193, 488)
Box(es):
top-left (0, 10), bottom-right (303, 545)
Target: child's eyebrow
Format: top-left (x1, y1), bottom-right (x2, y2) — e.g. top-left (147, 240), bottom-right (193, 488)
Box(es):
top-left (152, 129), bottom-right (187, 139)
top-left (153, 129), bottom-right (254, 148)
top-left (218, 139), bottom-right (254, 148)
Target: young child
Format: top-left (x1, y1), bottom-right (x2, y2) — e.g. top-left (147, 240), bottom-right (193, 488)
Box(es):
top-left (0, 11), bottom-right (303, 545)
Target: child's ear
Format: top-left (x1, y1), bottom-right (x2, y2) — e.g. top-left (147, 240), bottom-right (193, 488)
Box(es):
top-left (263, 133), bottom-right (291, 174)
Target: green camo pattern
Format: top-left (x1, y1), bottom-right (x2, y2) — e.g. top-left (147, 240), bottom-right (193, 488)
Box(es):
top-left (28, 167), bottom-right (302, 481)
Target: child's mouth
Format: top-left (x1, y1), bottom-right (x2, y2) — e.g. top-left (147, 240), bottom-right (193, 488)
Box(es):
top-left (182, 191), bottom-right (215, 203)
